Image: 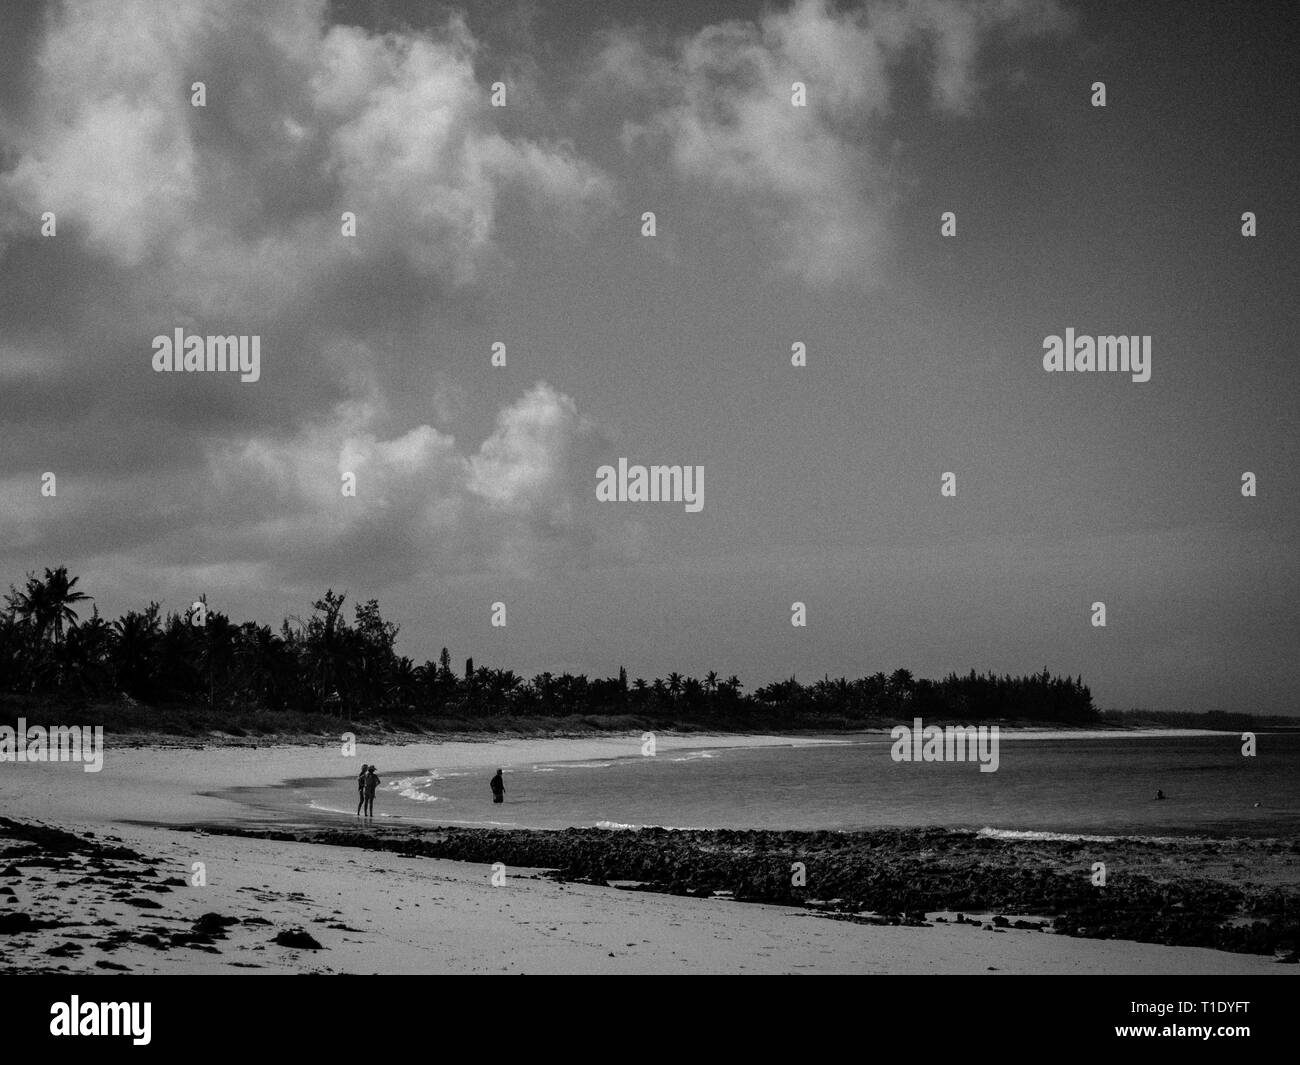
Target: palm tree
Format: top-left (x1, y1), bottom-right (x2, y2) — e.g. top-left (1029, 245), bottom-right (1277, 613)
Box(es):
top-left (487, 668), bottom-right (522, 712)
top-left (237, 622), bottom-right (292, 710)
top-left (303, 591), bottom-right (349, 712)
top-left (60, 605), bottom-right (114, 694)
top-left (887, 668), bottom-right (915, 717)
top-left (387, 655), bottom-right (420, 708)
top-left (198, 610), bottom-right (237, 711)
top-left (9, 566), bottom-right (91, 644)
top-left (113, 604), bottom-right (162, 698)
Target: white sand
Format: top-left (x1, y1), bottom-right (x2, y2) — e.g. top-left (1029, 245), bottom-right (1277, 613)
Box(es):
top-left (0, 733), bottom-right (1290, 975)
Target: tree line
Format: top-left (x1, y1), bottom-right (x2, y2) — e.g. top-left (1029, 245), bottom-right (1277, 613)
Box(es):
top-left (0, 566), bottom-right (1099, 724)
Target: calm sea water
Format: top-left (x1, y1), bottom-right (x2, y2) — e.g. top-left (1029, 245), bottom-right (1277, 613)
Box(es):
top-left (244, 732), bottom-right (1300, 839)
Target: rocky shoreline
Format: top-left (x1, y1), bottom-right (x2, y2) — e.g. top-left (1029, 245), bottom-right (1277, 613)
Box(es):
top-left (188, 822), bottom-right (1300, 959)
top-left (4, 813), bottom-right (1296, 971)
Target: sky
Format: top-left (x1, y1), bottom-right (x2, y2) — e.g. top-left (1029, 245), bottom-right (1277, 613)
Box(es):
top-left (1, 0), bottom-right (1297, 712)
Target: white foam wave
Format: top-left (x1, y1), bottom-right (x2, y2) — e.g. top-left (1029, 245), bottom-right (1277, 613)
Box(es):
top-left (977, 827), bottom-right (1209, 845)
top-left (385, 775), bottom-right (441, 803)
top-left (307, 800), bottom-right (356, 816)
top-left (398, 787), bottom-right (439, 803)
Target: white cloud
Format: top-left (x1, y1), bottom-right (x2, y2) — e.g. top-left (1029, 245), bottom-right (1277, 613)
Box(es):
top-left (0, 3), bottom-right (628, 588)
top-left (205, 381), bottom-right (607, 579)
top-left (0, 379), bottom-right (612, 581)
top-left (0, 0), bottom-right (613, 295)
top-left (598, 0), bottom-right (1070, 286)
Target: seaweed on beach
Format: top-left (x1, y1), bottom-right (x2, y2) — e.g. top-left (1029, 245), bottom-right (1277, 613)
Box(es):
top-left (0, 817), bottom-right (147, 862)
top-left (187, 822), bottom-right (1300, 957)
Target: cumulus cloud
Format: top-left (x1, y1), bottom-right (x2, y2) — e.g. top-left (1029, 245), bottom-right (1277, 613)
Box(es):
top-left (0, 0), bottom-right (1070, 597)
top-left (596, 0), bottom-right (1070, 285)
top-left (203, 381), bottom-right (610, 581)
top-left (0, 0), bottom-right (614, 296)
top-left (0, 380), bottom-right (614, 585)
top-left (0, 0), bottom-right (620, 581)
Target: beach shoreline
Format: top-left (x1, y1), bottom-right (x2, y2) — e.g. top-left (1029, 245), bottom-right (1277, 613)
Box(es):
top-left (1, 732), bottom-right (1296, 975)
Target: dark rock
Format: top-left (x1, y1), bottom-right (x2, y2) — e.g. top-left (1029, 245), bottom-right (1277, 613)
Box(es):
top-left (192, 912), bottom-right (239, 936)
top-left (271, 927), bottom-right (324, 950)
top-left (0, 912), bottom-right (56, 934)
top-left (169, 932), bottom-right (214, 947)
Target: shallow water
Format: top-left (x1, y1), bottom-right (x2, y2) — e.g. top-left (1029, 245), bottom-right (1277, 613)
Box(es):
top-left (221, 731), bottom-right (1300, 839)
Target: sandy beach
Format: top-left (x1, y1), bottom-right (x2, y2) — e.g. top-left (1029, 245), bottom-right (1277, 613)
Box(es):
top-left (0, 732), bottom-right (1294, 975)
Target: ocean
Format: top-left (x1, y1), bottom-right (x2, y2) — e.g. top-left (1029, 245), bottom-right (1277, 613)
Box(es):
top-left (235, 730), bottom-right (1300, 839)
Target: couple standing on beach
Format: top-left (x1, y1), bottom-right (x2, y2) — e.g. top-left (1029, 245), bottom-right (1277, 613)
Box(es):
top-left (356, 764), bottom-right (380, 816)
top-left (355, 765), bottom-right (501, 815)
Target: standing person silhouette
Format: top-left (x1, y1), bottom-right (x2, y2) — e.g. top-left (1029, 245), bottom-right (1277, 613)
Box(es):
top-left (490, 769), bottom-right (505, 805)
top-left (363, 765), bottom-right (380, 817)
top-left (355, 764), bottom-right (370, 816)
